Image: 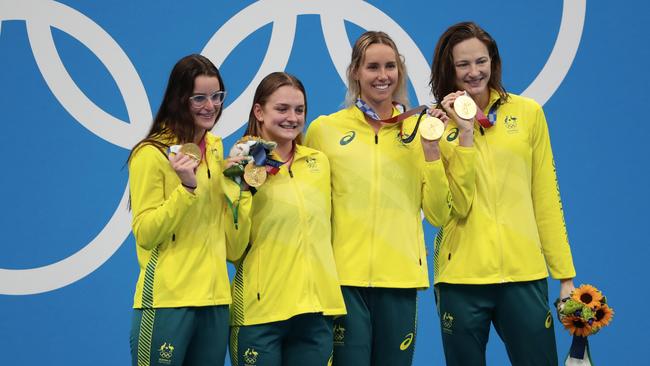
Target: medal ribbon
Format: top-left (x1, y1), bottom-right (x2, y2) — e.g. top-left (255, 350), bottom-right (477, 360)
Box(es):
top-left (476, 99), bottom-right (500, 129)
top-left (266, 142), bottom-right (295, 175)
top-left (355, 98), bottom-right (429, 143)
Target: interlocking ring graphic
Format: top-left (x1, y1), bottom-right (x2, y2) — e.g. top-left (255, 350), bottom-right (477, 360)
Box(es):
top-left (0, 0), bottom-right (586, 295)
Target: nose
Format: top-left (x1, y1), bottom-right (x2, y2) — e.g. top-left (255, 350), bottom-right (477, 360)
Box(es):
top-left (287, 109), bottom-right (298, 122)
top-left (469, 63), bottom-right (481, 78)
top-left (203, 98), bottom-right (218, 110)
top-left (378, 67), bottom-right (388, 80)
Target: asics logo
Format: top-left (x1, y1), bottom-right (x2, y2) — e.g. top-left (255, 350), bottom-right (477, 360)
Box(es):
top-left (400, 332), bottom-right (414, 351)
top-left (340, 131), bottom-right (356, 145)
top-left (0, 0), bottom-right (586, 295)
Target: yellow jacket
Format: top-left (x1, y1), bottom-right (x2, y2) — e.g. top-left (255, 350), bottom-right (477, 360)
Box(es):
top-left (305, 107), bottom-right (470, 288)
top-left (230, 145), bottom-right (346, 326)
top-left (434, 90), bottom-right (576, 284)
top-left (129, 132), bottom-right (251, 308)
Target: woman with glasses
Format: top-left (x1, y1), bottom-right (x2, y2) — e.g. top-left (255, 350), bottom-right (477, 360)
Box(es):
top-left (430, 22), bottom-right (576, 365)
top-left (127, 54), bottom-right (251, 366)
top-left (228, 72), bottom-right (346, 366)
top-left (305, 31), bottom-right (473, 366)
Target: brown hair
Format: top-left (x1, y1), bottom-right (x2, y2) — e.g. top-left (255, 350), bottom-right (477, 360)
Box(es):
top-left (129, 54), bottom-right (226, 159)
top-left (345, 31), bottom-right (409, 108)
top-left (244, 72), bottom-right (307, 144)
top-left (429, 22), bottom-right (508, 103)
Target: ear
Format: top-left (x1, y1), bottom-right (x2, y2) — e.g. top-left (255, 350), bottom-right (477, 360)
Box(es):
top-left (253, 103), bottom-right (264, 124)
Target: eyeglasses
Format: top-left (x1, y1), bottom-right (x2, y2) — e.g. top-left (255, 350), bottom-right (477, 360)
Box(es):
top-left (189, 91), bottom-right (227, 107)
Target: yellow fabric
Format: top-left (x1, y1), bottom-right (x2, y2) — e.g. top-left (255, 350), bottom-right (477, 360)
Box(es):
top-left (305, 107), bottom-right (455, 289)
top-left (230, 145), bottom-right (346, 326)
top-left (129, 132), bottom-right (251, 308)
top-left (434, 90), bottom-right (576, 285)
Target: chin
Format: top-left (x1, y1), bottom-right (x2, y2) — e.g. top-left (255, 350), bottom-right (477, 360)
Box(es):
top-left (466, 85), bottom-right (487, 96)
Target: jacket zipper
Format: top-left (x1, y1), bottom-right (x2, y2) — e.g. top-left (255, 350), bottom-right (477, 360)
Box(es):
top-left (288, 160), bottom-right (315, 306)
top-left (257, 246), bottom-right (262, 301)
top-left (479, 105), bottom-right (504, 282)
top-left (369, 129), bottom-right (381, 286)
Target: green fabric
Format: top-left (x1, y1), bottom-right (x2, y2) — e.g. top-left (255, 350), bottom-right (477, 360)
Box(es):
top-left (130, 306), bottom-right (229, 366)
top-left (230, 313), bottom-right (333, 366)
top-left (332, 286), bottom-right (417, 366)
top-left (435, 279), bottom-right (558, 366)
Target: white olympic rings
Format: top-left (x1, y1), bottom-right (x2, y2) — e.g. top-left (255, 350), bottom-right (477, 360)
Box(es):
top-left (0, 0), bottom-right (586, 294)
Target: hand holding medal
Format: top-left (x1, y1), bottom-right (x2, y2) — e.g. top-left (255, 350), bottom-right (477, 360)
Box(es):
top-left (168, 143), bottom-right (202, 190)
top-left (223, 136), bottom-right (278, 188)
top-left (419, 108), bottom-right (448, 141)
top-left (440, 91), bottom-right (476, 130)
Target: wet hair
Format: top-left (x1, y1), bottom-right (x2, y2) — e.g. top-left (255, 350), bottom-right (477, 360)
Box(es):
top-left (345, 31), bottom-right (409, 108)
top-left (244, 72), bottom-right (307, 145)
top-left (429, 21), bottom-right (508, 103)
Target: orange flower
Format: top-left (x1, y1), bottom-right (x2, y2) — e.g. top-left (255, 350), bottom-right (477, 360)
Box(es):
top-left (572, 284), bottom-right (603, 308)
top-left (592, 304), bottom-right (614, 329)
top-left (562, 316), bottom-right (593, 337)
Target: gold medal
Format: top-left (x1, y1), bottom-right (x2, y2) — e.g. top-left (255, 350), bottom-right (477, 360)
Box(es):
top-left (243, 162), bottom-right (267, 187)
top-left (180, 143), bottom-right (202, 162)
top-left (419, 116), bottom-right (445, 141)
top-left (453, 94), bottom-right (477, 120)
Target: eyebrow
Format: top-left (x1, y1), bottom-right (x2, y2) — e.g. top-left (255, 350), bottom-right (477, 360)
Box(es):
top-left (274, 103), bottom-right (304, 108)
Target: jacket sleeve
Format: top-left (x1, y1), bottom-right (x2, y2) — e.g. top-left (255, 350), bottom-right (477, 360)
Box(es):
top-left (222, 177), bottom-right (252, 262)
top-left (441, 142), bottom-right (477, 218)
top-left (530, 104), bottom-right (576, 279)
top-left (129, 145), bottom-right (197, 251)
top-left (421, 159), bottom-right (452, 227)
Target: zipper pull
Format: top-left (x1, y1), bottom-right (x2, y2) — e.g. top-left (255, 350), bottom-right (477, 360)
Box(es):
top-left (289, 170), bottom-right (294, 178)
top-left (479, 126), bottom-right (485, 136)
top-left (375, 134), bottom-right (378, 144)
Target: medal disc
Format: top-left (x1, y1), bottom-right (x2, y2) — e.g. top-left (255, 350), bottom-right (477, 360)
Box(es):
top-left (243, 162), bottom-right (267, 187)
top-left (419, 116), bottom-right (445, 141)
top-left (453, 94), bottom-right (477, 120)
top-left (180, 143), bottom-right (202, 162)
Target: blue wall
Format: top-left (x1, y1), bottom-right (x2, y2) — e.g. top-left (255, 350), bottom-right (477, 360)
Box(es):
top-left (1, 0), bottom-right (647, 364)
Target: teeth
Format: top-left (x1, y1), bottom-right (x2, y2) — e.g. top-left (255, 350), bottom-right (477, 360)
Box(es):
top-left (374, 84), bottom-right (389, 90)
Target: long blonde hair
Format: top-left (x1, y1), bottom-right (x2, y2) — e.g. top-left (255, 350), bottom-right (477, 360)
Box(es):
top-left (345, 31), bottom-right (409, 108)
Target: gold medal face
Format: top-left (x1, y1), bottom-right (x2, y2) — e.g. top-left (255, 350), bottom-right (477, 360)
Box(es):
top-left (180, 143), bottom-right (202, 162)
top-left (419, 116), bottom-right (445, 141)
top-left (453, 94), bottom-right (477, 120)
top-left (243, 162), bottom-right (267, 187)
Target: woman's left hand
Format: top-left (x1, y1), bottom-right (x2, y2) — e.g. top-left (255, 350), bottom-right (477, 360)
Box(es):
top-left (225, 155), bottom-right (250, 169)
top-left (559, 278), bottom-right (575, 299)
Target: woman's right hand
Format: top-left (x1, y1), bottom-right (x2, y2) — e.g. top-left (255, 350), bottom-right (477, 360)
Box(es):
top-left (439, 91), bottom-right (474, 132)
top-left (439, 91), bottom-right (475, 147)
top-left (169, 152), bottom-right (199, 191)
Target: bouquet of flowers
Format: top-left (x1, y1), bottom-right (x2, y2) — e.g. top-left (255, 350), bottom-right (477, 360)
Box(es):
top-left (223, 136), bottom-right (277, 187)
top-left (555, 284), bottom-right (614, 365)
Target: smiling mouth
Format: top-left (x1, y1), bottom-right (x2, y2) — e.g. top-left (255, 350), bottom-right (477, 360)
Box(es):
top-left (373, 83), bottom-right (390, 90)
top-left (279, 123), bottom-right (299, 130)
top-left (197, 111), bottom-right (216, 119)
top-left (464, 77), bottom-right (485, 86)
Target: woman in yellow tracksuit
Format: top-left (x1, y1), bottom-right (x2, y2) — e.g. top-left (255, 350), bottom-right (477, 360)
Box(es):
top-left (304, 31), bottom-right (474, 366)
top-left (128, 54), bottom-right (251, 366)
top-left (430, 22), bottom-right (577, 366)
top-left (228, 72), bottom-right (346, 366)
